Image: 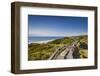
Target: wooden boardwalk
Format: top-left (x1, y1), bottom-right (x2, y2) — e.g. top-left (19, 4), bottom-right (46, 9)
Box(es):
top-left (48, 41), bottom-right (78, 60)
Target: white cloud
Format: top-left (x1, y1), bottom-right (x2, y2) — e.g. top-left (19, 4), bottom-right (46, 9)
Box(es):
top-left (29, 28), bottom-right (66, 37)
top-left (29, 29), bottom-right (52, 36)
top-left (29, 28), bottom-right (87, 37)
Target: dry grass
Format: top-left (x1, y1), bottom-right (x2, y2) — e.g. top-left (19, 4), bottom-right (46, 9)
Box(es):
top-left (79, 49), bottom-right (88, 58)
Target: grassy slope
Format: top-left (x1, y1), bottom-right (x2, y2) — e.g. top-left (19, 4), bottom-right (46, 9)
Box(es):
top-left (28, 35), bottom-right (88, 60)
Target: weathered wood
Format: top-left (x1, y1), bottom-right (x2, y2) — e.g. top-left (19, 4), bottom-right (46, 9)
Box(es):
top-left (48, 41), bottom-right (79, 60)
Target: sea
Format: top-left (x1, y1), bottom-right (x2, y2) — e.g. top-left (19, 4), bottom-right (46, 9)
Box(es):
top-left (28, 36), bottom-right (63, 44)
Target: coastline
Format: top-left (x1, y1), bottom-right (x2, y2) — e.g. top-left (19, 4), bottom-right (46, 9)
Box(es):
top-left (29, 39), bottom-right (55, 44)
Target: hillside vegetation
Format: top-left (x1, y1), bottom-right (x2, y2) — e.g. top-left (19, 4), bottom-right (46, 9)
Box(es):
top-left (28, 35), bottom-right (88, 60)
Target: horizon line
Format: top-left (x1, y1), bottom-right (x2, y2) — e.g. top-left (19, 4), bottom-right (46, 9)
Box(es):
top-left (28, 34), bottom-right (88, 37)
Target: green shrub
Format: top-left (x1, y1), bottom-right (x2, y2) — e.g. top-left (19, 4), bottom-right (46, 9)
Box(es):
top-left (79, 42), bottom-right (88, 49)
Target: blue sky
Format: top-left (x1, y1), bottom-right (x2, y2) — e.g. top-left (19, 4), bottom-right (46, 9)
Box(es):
top-left (28, 15), bottom-right (88, 37)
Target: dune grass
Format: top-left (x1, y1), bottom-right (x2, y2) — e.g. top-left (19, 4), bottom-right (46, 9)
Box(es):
top-left (28, 35), bottom-right (88, 60)
top-left (79, 49), bottom-right (88, 58)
